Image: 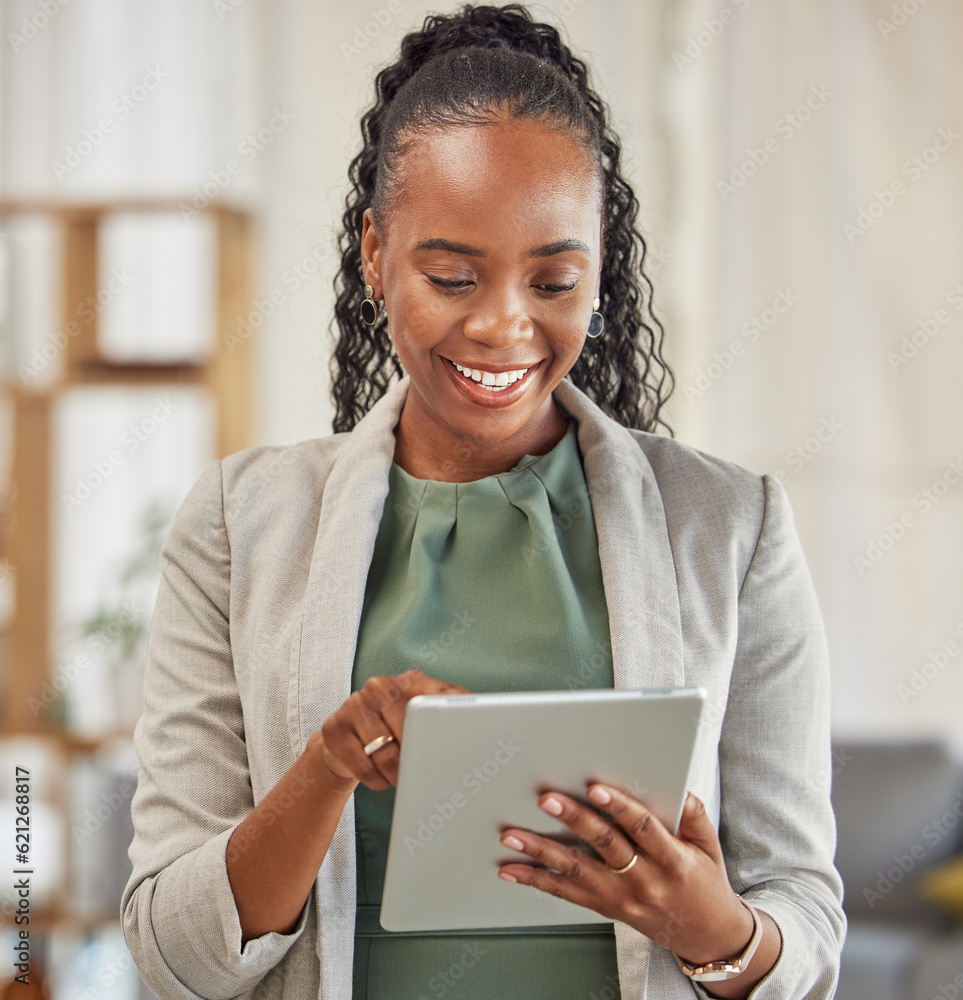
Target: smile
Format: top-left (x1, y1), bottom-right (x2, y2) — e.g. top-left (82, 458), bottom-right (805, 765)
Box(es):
top-left (442, 356), bottom-right (543, 407)
top-left (449, 360), bottom-right (532, 392)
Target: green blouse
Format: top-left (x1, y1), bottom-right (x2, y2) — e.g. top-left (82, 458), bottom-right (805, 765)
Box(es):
top-left (350, 413), bottom-right (622, 999)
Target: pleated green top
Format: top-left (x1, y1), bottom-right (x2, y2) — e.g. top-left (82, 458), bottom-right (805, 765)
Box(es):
top-left (350, 413), bottom-right (622, 1000)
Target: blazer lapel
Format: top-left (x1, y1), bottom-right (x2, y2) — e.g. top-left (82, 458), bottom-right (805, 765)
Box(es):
top-left (553, 377), bottom-right (685, 693)
top-left (298, 378), bottom-right (408, 999)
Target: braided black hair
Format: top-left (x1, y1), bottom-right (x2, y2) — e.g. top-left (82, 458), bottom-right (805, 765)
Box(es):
top-left (330, 2), bottom-right (674, 434)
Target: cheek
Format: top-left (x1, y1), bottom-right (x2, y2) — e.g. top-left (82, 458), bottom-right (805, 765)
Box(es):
top-left (554, 315), bottom-right (589, 355)
top-left (387, 281), bottom-right (452, 346)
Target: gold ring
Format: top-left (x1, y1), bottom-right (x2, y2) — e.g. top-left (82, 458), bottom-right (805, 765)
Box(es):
top-left (607, 853), bottom-right (638, 874)
top-left (363, 734), bottom-right (395, 756)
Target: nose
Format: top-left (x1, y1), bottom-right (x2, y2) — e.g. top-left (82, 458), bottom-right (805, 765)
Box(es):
top-left (462, 284), bottom-right (534, 350)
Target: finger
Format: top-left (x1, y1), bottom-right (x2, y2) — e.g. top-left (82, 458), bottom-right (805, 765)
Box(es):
top-left (675, 792), bottom-right (724, 863)
top-left (319, 711), bottom-right (394, 790)
top-left (586, 782), bottom-right (677, 868)
top-left (360, 670), bottom-right (471, 740)
top-left (496, 828), bottom-right (618, 918)
top-left (352, 672), bottom-right (472, 786)
top-left (356, 671), bottom-right (421, 738)
top-left (532, 791), bottom-right (642, 874)
top-left (356, 725), bottom-right (402, 787)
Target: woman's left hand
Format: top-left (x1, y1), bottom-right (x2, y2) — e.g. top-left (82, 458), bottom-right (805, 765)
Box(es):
top-left (496, 785), bottom-right (755, 966)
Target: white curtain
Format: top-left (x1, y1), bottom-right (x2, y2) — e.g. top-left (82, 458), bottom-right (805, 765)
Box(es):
top-left (661, 0), bottom-right (963, 746)
top-left (0, 0), bottom-right (258, 197)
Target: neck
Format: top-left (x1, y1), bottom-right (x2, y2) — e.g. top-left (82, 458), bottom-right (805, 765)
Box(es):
top-left (392, 394), bottom-right (570, 483)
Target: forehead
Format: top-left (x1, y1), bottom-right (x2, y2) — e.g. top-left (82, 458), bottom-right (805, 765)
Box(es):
top-left (385, 118), bottom-right (602, 251)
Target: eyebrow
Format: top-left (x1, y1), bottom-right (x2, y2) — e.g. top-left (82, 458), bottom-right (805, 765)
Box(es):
top-left (414, 236), bottom-right (591, 258)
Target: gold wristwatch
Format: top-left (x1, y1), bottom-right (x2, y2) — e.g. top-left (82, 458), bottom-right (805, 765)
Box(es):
top-left (675, 899), bottom-right (764, 983)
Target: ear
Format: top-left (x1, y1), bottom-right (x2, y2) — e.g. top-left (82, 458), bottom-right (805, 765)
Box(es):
top-left (361, 208), bottom-right (384, 299)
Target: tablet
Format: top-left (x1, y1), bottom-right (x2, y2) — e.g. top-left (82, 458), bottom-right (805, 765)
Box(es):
top-left (378, 686), bottom-right (707, 932)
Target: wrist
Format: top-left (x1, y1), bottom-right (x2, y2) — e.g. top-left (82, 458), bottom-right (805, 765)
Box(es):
top-left (675, 898), bottom-right (761, 983)
top-left (304, 733), bottom-right (359, 797)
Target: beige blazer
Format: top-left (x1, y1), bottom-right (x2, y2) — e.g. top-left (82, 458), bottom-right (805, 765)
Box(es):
top-left (122, 374), bottom-right (845, 1000)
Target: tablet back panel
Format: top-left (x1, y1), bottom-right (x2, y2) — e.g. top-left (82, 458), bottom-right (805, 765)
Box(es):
top-left (379, 687), bottom-right (706, 932)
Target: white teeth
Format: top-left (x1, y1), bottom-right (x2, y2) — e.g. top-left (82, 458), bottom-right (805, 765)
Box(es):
top-left (451, 361), bottom-right (530, 388)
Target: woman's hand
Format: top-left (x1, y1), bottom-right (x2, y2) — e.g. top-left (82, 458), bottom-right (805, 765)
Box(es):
top-left (310, 668), bottom-right (473, 792)
top-left (496, 786), bottom-right (779, 989)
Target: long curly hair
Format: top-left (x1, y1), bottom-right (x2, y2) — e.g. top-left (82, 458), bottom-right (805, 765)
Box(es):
top-left (330, 2), bottom-right (674, 434)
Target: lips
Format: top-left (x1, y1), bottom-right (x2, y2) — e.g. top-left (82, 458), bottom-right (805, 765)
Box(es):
top-left (442, 356), bottom-right (542, 407)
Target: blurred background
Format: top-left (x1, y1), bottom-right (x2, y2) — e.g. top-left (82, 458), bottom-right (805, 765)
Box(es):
top-left (0, 1), bottom-right (960, 998)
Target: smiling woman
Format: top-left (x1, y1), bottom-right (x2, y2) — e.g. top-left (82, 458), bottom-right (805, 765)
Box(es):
top-left (362, 107), bottom-right (603, 480)
top-left (121, 5), bottom-right (846, 1000)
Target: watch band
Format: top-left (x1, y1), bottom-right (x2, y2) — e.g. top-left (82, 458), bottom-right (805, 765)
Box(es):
top-left (675, 899), bottom-right (764, 983)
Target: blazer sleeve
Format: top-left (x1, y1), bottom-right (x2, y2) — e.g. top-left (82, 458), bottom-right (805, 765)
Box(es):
top-left (692, 473), bottom-right (846, 999)
top-left (121, 458), bottom-right (311, 1000)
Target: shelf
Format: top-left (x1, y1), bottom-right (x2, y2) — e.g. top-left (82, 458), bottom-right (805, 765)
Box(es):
top-left (0, 198), bottom-right (253, 937)
top-left (0, 908), bottom-right (123, 932)
top-left (0, 728), bottom-right (134, 753)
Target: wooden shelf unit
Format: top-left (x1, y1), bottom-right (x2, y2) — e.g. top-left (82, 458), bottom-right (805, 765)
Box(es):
top-left (0, 198), bottom-right (254, 929)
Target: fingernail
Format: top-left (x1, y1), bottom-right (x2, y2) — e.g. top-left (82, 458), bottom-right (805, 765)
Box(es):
top-left (540, 796), bottom-right (563, 816)
top-left (588, 785), bottom-right (611, 805)
top-left (502, 834), bottom-right (525, 850)
top-left (498, 872), bottom-right (518, 882)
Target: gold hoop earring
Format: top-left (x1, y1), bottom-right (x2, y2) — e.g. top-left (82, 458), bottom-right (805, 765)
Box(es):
top-left (587, 296), bottom-right (604, 339)
top-left (360, 283), bottom-right (381, 327)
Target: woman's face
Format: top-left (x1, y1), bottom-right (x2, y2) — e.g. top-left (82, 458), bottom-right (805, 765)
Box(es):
top-left (361, 113), bottom-right (603, 481)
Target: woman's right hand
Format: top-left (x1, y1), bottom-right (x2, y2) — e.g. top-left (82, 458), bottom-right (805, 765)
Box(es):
top-left (310, 668), bottom-right (473, 792)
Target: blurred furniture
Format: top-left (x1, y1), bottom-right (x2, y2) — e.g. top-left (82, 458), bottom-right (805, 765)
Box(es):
top-left (833, 740), bottom-right (963, 1000)
top-left (0, 200), bottom-right (252, 940)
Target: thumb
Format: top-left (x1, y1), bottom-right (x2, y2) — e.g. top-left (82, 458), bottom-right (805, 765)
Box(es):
top-left (676, 792), bottom-right (723, 862)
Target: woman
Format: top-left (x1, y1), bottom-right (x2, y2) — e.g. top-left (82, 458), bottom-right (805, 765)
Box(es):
top-left (122, 4), bottom-right (845, 999)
